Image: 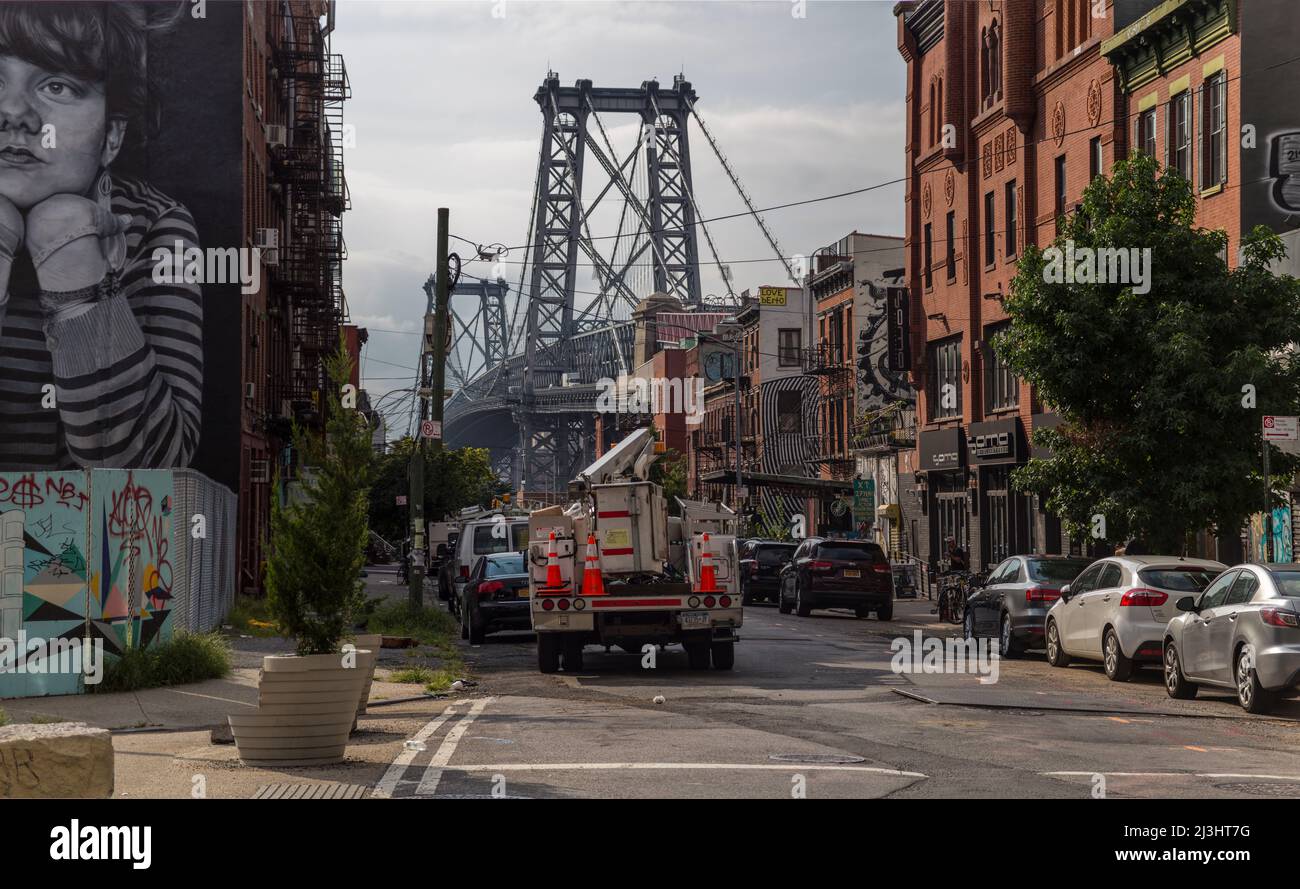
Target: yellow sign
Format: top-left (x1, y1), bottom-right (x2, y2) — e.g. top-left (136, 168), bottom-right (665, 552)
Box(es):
top-left (604, 528), bottom-right (631, 548)
top-left (758, 286), bottom-right (787, 306)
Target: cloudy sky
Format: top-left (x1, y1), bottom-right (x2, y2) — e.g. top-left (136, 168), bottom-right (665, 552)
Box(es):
top-left (332, 0), bottom-right (906, 431)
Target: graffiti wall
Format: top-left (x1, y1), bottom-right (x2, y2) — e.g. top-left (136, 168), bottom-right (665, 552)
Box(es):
top-left (0, 470), bottom-right (186, 698)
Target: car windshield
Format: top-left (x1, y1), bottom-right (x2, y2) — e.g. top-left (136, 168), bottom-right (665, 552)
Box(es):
top-left (1027, 559), bottom-right (1090, 582)
top-left (472, 523), bottom-right (524, 555)
top-left (817, 543), bottom-right (885, 562)
top-left (755, 545), bottom-right (796, 565)
top-left (1268, 569), bottom-right (1300, 597)
top-left (1138, 567), bottom-right (1219, 592)
top-left (485, 554), bottom-right (525, 577)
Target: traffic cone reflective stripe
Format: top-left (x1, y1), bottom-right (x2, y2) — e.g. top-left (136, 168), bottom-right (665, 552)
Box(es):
top-left (581, 534), bottom-right (606, 596)
top-left (544, 530), bottom-right (567, 590)
top-left (697, 532), bottom-right (718, 593)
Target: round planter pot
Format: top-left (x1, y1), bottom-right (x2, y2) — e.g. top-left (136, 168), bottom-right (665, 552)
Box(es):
top-left (229, 652), bottom-right (370, 767)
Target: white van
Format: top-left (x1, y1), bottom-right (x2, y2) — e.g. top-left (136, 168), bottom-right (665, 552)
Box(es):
top-left (446, 515), bottom-right (530, 617)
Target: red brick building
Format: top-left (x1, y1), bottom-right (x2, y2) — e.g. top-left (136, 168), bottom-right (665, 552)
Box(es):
top-left (894, 0), bottom-right (1297, 572)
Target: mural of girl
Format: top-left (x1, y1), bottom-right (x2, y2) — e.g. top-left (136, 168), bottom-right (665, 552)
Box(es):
top-left (0, 2), bottom-right (202, 471)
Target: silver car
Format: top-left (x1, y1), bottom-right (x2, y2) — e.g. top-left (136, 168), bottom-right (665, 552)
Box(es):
top-left (1163, 563), bottom-right (1300, 713)
top-left (963, 555), bottom-right (1092, 656)
top-left (1044, 555), bottom-right (1225, 681)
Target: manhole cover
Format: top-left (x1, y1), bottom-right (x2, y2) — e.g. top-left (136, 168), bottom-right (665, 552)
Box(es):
top-left (1214, 781), bottom-right (1300, 797)
top-left (768, 753), bottom-right (865, 765)
top-left (252, 783), bottom-right (371, 800)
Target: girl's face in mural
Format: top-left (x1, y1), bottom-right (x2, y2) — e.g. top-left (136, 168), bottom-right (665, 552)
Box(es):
top-left (0, 54), bottom-right (125, 209)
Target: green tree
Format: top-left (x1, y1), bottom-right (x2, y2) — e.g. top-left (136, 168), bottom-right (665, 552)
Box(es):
top-left (998, 153), bottom-right (1300, 552)
top-left (368, 440), bottom-right (501, 542)
top-left (650, 447), bottom-right (688, 515)
top-left (266, 338), bottom-right (375, 655)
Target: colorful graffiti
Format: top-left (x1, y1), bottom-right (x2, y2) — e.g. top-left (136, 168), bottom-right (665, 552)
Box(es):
top-left (0, 470), bottom-right (174, 698)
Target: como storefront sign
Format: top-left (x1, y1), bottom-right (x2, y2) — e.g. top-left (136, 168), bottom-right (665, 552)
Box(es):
top-left (919, 427), bottom-right (964, 472)
top-left (966, 418), bottom-right (1021, 466)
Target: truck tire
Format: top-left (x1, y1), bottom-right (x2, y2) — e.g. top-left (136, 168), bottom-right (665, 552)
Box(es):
top-left (685, 641), bottom-right (710, 670)
top-left (562, 638), bottom-right (584, 672)
top-left (711, 641), bottom-right (735, 670)
top-left (537, 635), bottom-right (561, 673)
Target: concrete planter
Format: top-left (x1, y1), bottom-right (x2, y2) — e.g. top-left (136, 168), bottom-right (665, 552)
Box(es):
top-left (229, 652), bottom-right (371, 767)
top-left (352, 634), bottom-right (383, 717)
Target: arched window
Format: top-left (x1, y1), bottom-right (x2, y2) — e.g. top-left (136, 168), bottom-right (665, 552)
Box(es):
top-left (980, 27), bottom-right (990, 103)
top-left (989, 19), bottom-right (1001, 100)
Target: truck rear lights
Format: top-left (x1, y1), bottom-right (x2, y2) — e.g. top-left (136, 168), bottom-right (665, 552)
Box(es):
top-left (688, 596), bottom-right (701, 608)
top-left (541, 598), bottom-right (555, 611)
top-left (557, 598), bottom-right (570, 611)
top-left (1026, 587), bottom-right (1060, 603)
top-left (1120, 588), bottom-right (1168, 607)
top-left (572, 598), bottom-right (586, 610)
top-left (703, 595), bottom-right (716, 608)
top-left (719, 595), bottom-right (732, 608)
top-left (1261, 607), bottom-right (1300, 628)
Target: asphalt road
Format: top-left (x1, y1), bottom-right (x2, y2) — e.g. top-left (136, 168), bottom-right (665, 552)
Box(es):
top-left (381, 596), bottom-right (1300, 799)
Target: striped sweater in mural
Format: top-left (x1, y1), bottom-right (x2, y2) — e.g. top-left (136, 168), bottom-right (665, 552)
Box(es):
top-left (0, 175), bottom-right (203, 470)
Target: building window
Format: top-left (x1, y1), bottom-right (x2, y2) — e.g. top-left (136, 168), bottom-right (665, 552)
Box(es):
top-left (1054, 155), bottom-right (1067, 231)
top-left (1201, 71), bottom-right (1227, 189)
top-left (983, 191), bottom-right (995, 267)
top-left (1005, 180), bottom-right (1018, 258)
top-left (923, 223), bottom-right (933, 289)
top-left (1137, 108), bottom-right (1157, 157)
top-left (984, 324), bottom-right (1019, 411)
top-left (1089, 136), bottom-right (1103, 181)
top-left (778, 329), bottom-right (801, 366)
top-left (776, 390), bottom-right (801, 433)
top-left (945, 211), bottom-right (955, 280)
top-left (1170, 91), bottom-right (1192, 179)
top-left (980, 20), bottom-right (1001, 108)
top-left (927, 336), bottom-right (962, 421)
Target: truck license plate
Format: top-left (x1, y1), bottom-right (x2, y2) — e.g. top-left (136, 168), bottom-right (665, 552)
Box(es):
top-left (680, 611), bottom-right (710, 628)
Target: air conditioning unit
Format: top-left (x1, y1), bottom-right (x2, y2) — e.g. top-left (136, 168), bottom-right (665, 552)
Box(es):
top-left (265, 124), bottom-right (287, 147)
top-left (255, 228), bottom-right (279, 249)
top-left (261, 248), bottom-right (279, 267)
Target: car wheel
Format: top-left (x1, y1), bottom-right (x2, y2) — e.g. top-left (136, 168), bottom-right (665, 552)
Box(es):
top-left (999, 613), bottom-right (1022, 658)
top-left (1045, 619), bottom-right (1070, 667)
top-left (711, 641), bottom-right (735, 670)
top-left (875, 600), bottom-right (893, 621)
top-left (1103, 629), bottom-right (1134, 682)
top-left (686, 641), bottom-right (710, 670)
top-left (459, 601), bottom-right (469, 640)
top-left (468, 607), bottom-right (485, 645)
top-left (778, 584), bottom-right (793, 615)
top-left (795, 583), bottom-right (812, 617)
top-left (1163, 642), bottom-right (1197, 700)
top-left (1236, 645), bottom-right (1275, 714)
top-left (537, 634), bottom-right (561, 673)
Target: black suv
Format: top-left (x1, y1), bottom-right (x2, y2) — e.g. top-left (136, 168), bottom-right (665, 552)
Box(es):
top-left (778, 538), bottom-right (894, 620)
top-left (739, 539), bottom-right (797, 605)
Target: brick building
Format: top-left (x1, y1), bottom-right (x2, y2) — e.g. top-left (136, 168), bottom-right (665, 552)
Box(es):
top-left (894, 0), bottom-right (1299, 573)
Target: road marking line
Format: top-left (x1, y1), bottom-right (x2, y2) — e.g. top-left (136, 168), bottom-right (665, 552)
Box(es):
top-left (1044, 771), bottom-right (1300, 781)
top-left (434, 762), bottom-right (928, 777)
top-left (1184, 745), bottom-right (1208, 752)
top-left (416, 696), bottom-right (495, 796)
top-left (371, 701), bottom-right (465, 799)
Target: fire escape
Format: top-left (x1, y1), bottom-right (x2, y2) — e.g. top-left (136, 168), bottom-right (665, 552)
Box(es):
top-left (270, 13), bottom-right (350, 423)
top-left (804, 342), bottom-right (855, 472)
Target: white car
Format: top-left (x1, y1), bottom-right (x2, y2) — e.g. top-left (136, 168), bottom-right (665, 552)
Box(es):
top-left (1044, 555), bottom-right (1225, 681)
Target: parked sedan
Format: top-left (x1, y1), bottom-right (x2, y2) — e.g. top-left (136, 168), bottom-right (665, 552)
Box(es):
top-left (739, 539), bottom-right (797, 605)
top-left (459, 552), bottom-right (531, 644)
top-left (777, 538), bottom-right (893, 620)
top-left (1163, 563), bottom-right (1300, 713)
top-left (964, 555), bottom-right (1092, 656)
top-left (1044, 555), bottom-right (1224, 681)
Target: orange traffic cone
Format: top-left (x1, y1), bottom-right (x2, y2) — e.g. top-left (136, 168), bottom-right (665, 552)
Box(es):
top-left (581, 534), bottom-right (606, 596)
top-left (697, 532), bottom-right (718, 593)
top-left (543, 530), bottom-right (568, 591)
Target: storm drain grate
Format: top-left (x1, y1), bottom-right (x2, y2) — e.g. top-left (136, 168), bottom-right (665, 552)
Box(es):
top-left (1213, 781), bottom-right (1300, 798)
top-left (768, 753), bottom-right (866, 765)
top-left (252, 783), bottom-right (371, 800)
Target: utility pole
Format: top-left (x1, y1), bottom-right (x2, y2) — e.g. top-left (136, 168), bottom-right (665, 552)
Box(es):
top-left (409, 209), bottom-right (450, 606)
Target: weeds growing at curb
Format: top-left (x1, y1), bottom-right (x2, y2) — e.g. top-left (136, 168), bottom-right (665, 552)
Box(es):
top-left (0, 707), bottom-right (7, 727)
top-left (93, 632), bottom-right (232, 693)
top-left (223, 595), bottom-right (283, 638)
top-left (366, 601), bottom-right (469, 688)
